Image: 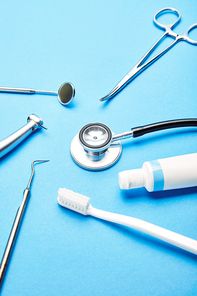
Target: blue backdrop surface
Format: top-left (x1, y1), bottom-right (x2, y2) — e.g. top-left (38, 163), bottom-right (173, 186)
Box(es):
top-left (0, 0), bottom-right (197, 295)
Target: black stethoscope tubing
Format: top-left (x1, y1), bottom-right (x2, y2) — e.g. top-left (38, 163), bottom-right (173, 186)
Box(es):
top-left (79, 118), bottom-right (197, 152)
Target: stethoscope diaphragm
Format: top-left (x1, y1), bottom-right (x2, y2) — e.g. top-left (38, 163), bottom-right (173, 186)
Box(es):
top-left (70, 123), bottom-right (122, 171)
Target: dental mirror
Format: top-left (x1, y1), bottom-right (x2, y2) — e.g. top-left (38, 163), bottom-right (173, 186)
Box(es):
top-left (0, 82), bottom-right (75, 106)
top-left (57, 83), bottom-right (75, 105)
top-left (70, 119), bottom-right (197, 171)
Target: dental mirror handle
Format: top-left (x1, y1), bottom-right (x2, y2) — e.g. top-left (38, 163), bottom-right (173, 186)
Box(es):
top-left (0, 87), bottom-right (57, 95)
top-left (112, 118), bottom-right (197, 141)
top-left (0, 114), bottom-right (46, 158)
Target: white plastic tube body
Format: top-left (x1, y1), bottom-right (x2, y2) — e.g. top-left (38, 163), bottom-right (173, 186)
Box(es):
top-left (119, 153), bottom-right (197, 192)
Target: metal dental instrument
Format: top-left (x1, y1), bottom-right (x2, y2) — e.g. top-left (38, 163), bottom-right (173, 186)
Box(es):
top-left (0, 82), bottom-right (75, 105)
top-left (100, 7), bottom-right (197, 102)
top-left (0, 114), bottom-right (46, 158)
top-left (70, 118), bottom-right (197, 171)
top-left (0, 160), bottom-right (49, 288)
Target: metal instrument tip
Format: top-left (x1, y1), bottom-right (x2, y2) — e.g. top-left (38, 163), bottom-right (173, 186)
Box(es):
top-left (100, 84), bottom-right (122, 102)
top-left (27, 160), bottom-right (50, 189)
top-left (38, 123), bottom-right (47, 130)
top-left (99, 96), bottom-right (108, 102)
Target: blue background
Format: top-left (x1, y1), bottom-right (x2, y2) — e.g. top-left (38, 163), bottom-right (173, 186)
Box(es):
top-left (0, 0), bottom-right (197, 295)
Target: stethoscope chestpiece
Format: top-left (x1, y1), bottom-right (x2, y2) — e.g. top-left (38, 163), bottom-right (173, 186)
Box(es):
top-left (79, 123), bottom-right (112, 155)
top-left (70, 122), bottom-right (122, 171)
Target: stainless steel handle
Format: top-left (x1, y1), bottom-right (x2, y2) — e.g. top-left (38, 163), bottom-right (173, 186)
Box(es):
top-left (0, 87), bottom-right (35, 94)
top-left (0, 87), bottom-right (57, 95)
top-left (0, 189), bottom-right (30, 286)
top-left (0, 160), bottom-right (49, 288)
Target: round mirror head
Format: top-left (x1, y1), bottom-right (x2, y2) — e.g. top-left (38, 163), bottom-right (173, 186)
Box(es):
top-left (58, 82), bottom-right (75, 105)
top-left (79, 123), bottom-right (112, 152)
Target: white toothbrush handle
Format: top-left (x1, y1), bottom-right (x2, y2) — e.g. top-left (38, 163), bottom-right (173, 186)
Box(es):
top-left (88, 206), bottom-right (197, 255)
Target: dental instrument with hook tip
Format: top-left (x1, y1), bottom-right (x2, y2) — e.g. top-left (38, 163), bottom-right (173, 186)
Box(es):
top-left (0, 160), bottom-right (49, 288)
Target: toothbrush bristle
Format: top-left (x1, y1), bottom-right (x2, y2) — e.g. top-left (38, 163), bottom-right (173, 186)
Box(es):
top-left (57, 188), bottom-right (90, 215)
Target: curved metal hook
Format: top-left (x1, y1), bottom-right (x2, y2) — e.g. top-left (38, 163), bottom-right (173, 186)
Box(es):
top-left (27, 159), bottom-right (50, 189)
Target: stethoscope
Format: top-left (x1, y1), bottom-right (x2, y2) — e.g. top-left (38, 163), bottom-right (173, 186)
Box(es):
top-left (70, 118), bottom-right (197, 171)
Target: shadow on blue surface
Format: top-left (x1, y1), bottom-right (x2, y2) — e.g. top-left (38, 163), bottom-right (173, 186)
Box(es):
top-left (121, 185), bottom-right (197, 200)
top-left (98, 219), bottom-right (197, 260)
top-left (57, 200), bottom-right (197, 260)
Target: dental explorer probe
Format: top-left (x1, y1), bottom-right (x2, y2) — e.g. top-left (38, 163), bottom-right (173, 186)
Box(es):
top-left (0, 82), bottom-right (75, 105)
top-left (0, 160), bottom-right (49, 288)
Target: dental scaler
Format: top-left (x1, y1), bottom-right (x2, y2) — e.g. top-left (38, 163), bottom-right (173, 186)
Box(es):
top-left (119, 153), bottom-right (197, 191)
top-left (0, 160), bottom-right (49, 288)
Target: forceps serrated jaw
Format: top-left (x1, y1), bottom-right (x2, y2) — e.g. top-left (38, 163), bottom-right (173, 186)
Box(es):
top-left (100, 75), bottom-right (133, 101)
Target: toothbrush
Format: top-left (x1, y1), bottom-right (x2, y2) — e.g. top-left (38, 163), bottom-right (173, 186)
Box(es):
top-left (57, 188), bottom-right (197, 255)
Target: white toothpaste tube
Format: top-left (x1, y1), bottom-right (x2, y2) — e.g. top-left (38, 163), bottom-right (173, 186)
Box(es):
top-left (118, 153), bottom-right (197, 192)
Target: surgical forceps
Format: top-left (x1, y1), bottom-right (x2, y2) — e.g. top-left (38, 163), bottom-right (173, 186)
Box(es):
top-left (100, 7), bottom-right (197, 102)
